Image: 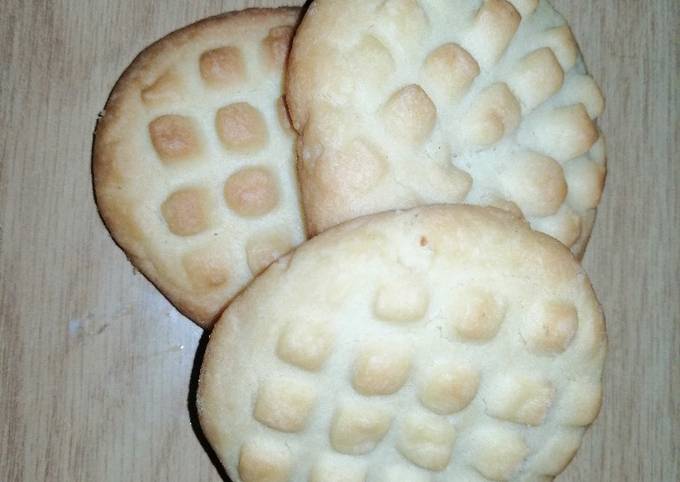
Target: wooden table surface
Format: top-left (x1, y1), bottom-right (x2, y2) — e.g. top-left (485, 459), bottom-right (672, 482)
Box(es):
top-left (1, 1), bottom-right (677, 480)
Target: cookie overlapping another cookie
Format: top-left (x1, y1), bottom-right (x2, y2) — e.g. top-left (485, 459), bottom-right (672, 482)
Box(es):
top-left (287, 0), bottom-right (606, 257)
top-left (198, 206), bottom-right (606, 481)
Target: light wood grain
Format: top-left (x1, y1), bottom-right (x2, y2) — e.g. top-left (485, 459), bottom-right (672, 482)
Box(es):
top-left (0, 0), bottom-right (677, 480)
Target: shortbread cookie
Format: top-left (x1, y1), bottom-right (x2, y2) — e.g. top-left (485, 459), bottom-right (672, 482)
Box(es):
top-left (93, 9), bottom-right (304, 327)
top-left (287, 0), bottom-right (606, 257)
top-left (198, 205), bottom-right (606, 481)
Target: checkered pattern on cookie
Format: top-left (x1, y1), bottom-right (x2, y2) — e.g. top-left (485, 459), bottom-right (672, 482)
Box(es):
top-left (287, 0), bottom-right (606, 257)
top-left (198, 205), bottom-right (606, 481)
top-left (94, 9), bottom-right (304, 327)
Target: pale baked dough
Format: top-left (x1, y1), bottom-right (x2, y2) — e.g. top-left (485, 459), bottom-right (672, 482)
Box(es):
top-left (93, 8), bottom-right (305, 327)
top-left (198, 205), bottom-right (606, 481)
top-left (287, 0), bottom-right (606, 257)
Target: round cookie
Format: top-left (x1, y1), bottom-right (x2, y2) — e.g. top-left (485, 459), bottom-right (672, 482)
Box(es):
top-left (93, 9), bottom-right (304, 327)
top-left (198, 205), bottom-right (606, 481)
top-left (287, 0), bottom-right (606, 257)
